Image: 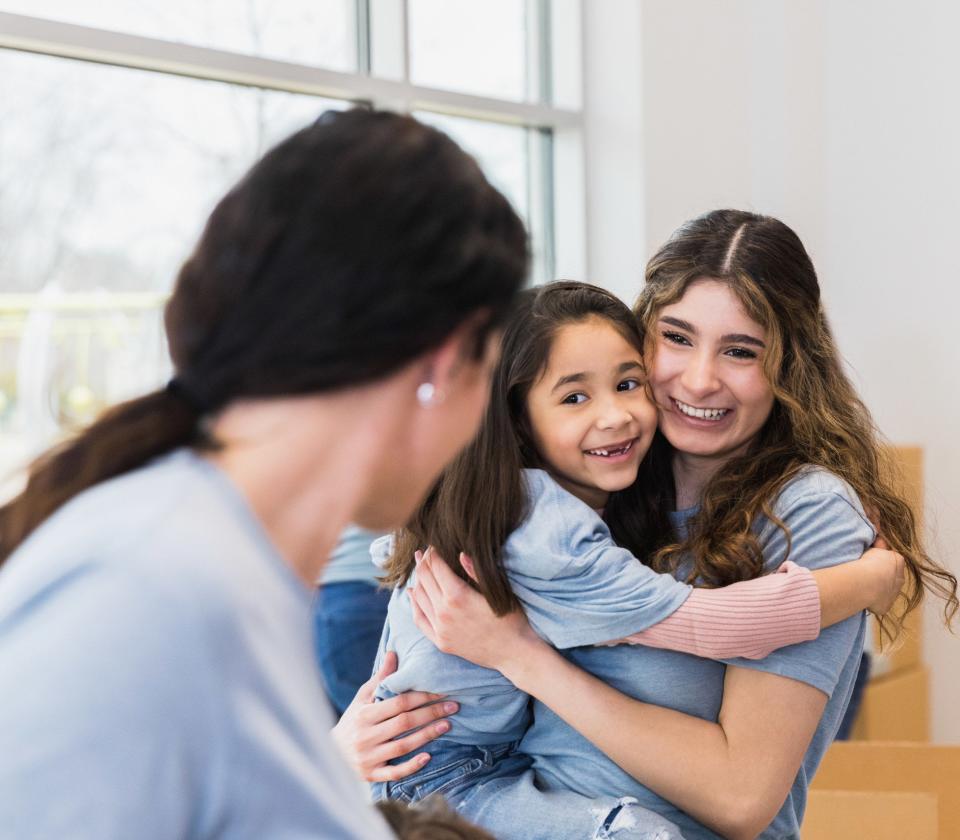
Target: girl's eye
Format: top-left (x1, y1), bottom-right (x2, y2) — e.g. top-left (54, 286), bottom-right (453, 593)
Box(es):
top-left (561, 392), bottom-right (588, 405)
top-left (661, 331), bottom-right (691, 346)
top-left (725, 347), bottom-right (758, 360)
top-left (617, 378), bottom-right (641, 392)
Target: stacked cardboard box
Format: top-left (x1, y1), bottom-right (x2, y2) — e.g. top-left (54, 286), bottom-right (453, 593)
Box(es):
top-left (850, 445), bottom-right (929, 742)
top-left (809, 742), bottom-right (960, 839)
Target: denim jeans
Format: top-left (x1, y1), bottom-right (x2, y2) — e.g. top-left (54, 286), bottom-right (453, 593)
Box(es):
top-left (313, 581), bottom-right (390, 716)
top-left (373, 739), bottom-right (684, 840)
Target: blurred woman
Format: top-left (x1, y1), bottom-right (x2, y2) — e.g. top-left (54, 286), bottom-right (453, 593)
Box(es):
top-left (0, 108), bottom-right (527, 839)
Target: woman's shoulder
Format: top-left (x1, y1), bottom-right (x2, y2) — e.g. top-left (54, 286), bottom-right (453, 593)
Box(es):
top-left (2, 452), bottom-right (198, 585)
top-left (761, 465), bottom-right (875, 555)
top-left (4, 450), bottom-right (301, 629)
top-left (774, 465), bottom-right (868, 519)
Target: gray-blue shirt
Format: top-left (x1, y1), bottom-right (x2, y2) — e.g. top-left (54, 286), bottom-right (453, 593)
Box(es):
top-left (0, 450), bottom-right (393, 840)
top-left (520, 467), bottom-right (871, 839)
top-left (320, 525), bottom-right (385, 586)
top-left (374, 468), bottom-right (692, 745)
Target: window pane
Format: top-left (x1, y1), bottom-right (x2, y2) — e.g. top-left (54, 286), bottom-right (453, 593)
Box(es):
top-left (409, 0), bottom-right (531, 101)
top-left (416, 111), bottom-right (550, 286)
top-left (0, 0), bottom-right (357, 70)
top-left (417, 111), bottom-right (528, 221)
top-left (0, 49), bottom-right (345, 474)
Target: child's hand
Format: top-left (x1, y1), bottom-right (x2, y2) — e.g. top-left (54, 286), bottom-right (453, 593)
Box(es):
top-left (330, 650), bottom-right (459, 782)
top-left (861, 538), bottom-right (906, 615)
top-left (409, 547), bottom-right (543, 671)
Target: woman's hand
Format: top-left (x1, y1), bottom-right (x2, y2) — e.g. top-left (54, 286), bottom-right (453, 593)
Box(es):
top-left (861, 536), bottom-right (906, 615)
top-left (330, 650), bottom-right (459, 782)
top-left (409, 547), bottom-right (544, 672)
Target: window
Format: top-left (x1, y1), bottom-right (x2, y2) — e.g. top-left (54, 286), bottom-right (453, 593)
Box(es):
top-left (0, 0), bottom-right (358, 69)
top-left (0, 2), bottom-right (583, 478)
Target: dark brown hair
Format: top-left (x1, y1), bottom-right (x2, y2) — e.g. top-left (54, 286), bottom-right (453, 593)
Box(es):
top-left (376, 798), bottom-right (495, 840)
top-left (381, 280), bottom-right (670, 615)
top-left (0, 108), bottom-right (528, 566)
top-left (634, 209), bottom-right (957, 634)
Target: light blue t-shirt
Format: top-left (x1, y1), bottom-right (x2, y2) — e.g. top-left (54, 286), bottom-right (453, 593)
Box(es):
top-left (374, 468), bottom-right (692, 746)
top-left (0, 450), bottom-right (393, 840)
top-left (521, 467), bottom-right (871, 840)
top-left (320, 525), bottom-right (385, 586)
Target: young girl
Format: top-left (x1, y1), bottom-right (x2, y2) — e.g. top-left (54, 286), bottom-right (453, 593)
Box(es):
top-left (372, 281), bottom-right (902, 838)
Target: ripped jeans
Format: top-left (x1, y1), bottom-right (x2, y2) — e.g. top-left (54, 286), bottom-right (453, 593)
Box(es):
top-left (372, 738), bottom-right (684, 840)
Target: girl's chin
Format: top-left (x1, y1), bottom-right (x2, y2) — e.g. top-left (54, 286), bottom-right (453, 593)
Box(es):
top-left (657, 432), bottom-right (716, 456)
top-left (595, 464), bottom-right (643, 492)
top-left (664, 432), bottom-right (757, 462)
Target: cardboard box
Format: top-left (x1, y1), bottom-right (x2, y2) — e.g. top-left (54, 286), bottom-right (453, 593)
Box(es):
top-left (850, 664), bottom-right (929, 742)
top-left (812, 742), bottom-right (960, 839)
top-left (803, 790), bottom-right (937, 840)
top-left (888, 445), bottom-right (924, 525)
top-left (870, 445), bottom-right (924, 677)
top-left (868, 610), bottom-right (922, 679)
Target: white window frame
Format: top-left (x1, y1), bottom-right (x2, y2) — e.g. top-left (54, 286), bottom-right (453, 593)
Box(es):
top-left (0, 2), bottom-right (587, 284)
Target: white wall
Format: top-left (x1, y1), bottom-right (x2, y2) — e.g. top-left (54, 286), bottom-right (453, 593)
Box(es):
top-left (580, 0), bottom-right (646, 302)
top-left (633, 0), bottom-right (960, 741)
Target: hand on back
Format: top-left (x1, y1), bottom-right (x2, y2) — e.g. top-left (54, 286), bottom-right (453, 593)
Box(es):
top-left (408, 548), bottom-right (542, 670)
top-left (331, 650), bottom-right (458, 782)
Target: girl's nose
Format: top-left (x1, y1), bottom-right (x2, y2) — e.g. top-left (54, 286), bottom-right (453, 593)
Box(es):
top-left (679, 350), bottom-right (720, 396)
top-left (595, 397), bottom-right (634, 430)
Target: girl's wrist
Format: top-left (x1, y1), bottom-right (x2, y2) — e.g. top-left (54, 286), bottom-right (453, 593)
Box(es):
top-left (498, 633), bottom-right (555, 690)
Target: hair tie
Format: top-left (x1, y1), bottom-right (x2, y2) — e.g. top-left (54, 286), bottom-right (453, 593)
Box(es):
top-left (166, 376), bottom-right (210, 415)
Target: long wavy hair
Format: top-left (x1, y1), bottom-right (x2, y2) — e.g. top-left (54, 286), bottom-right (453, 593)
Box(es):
top-left (381, 281), bottom-right (672, 615)
top-left (0, 109), bottom-right (528, 567)
top-left (634, 209), bottom-right (957, 635)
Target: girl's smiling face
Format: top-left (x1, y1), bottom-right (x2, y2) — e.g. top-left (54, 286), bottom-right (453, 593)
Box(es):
top-left (649, 278), bottom-right (775, 468)
top-left (525, 316), bottom-right (658, 510)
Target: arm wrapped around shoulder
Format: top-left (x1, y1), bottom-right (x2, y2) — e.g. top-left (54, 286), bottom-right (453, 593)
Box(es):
top-left (605, 561), bottom-right (821, 660)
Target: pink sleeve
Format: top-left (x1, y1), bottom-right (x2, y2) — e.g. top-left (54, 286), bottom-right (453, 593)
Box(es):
top-left (599, 561), bottom-right (821, 660)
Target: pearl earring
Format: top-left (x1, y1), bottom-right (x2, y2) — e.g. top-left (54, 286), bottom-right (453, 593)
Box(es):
top-left (416, 382), bottom-right (445, 406)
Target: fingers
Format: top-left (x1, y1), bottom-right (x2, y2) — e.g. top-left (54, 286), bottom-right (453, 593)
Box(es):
top-left (409, 585), bottom-right (438, 641)
top-left (368, 713), bottom-right (455, 769)
top-left (427, 549), bottom-right (470, 598)
top-left (878, 550), bottom-right (907, 615)
top-left (343, 650), bottom-right (396, 712)
top-left (894, 551), bottom-right (906, 590)
top-left (373, 699), bottom-right (458, 743)
top-left (368, 753), bottom-right (431, 783)
top-left (363, 689), bottom-right (448, 726)
top-left (415, 548), bottom-right (445, 605)
top-left (459, 552), bottom-right (479, 583)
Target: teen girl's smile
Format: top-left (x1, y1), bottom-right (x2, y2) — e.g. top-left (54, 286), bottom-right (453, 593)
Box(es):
top-left (650, 278), bottom-right (775, 465)
top-left (526, 316), bottom-right (657, 510)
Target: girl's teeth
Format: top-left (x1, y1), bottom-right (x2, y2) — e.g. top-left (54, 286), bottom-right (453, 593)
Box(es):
top-left (587, 441), bottom-right (633, 457)
top-left (675, 400), bottom-right (729, 421)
